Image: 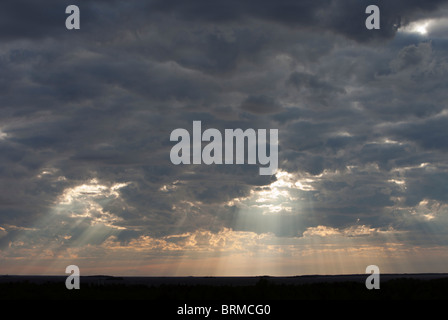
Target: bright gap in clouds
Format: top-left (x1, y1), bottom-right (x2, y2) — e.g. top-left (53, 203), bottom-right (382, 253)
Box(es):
top-left (55, 178), bottom-right (129, 229)
top-left (3, 169), bottom-right (448, 276)
top-left (229, 170), bottom-right (315, 215)
top-left (1, 177), bottom-right (131, 274)
top-left (398, 19), bottom-right (433, 35)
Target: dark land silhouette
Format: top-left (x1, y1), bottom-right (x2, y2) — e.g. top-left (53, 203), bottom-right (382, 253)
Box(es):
top-left (1, 274), bottom-right (448, 299)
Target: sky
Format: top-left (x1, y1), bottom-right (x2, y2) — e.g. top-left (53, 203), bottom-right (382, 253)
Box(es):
top-left (1, 0), bottom-right (448, 276)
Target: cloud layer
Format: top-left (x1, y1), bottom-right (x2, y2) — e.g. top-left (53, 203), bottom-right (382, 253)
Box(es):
top-left (1, 0), bottom-right (448, 275)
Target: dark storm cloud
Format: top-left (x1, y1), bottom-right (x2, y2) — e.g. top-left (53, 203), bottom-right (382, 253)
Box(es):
top-left (240, 95), bottom-right (283, 114)
top-left (389, 115), bottom-right (448, 151)
top-left (148, 0), bottom-right (447, 41)
top-left (1, 0), bottom-right (448, 254)
top-left (0, 1), bottom-right (65, 40)
top-left (0, 0), bottom-right (445, 45)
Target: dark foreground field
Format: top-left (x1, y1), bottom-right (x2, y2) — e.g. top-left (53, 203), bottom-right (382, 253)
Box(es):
top-left (1, 274), bottom-right (448, 300)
